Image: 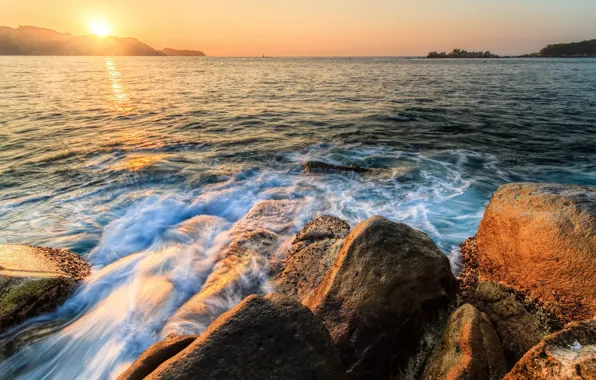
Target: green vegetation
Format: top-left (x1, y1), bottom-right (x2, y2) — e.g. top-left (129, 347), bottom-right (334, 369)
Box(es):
top-left (427, 39), bottom-right (596, 59)
top-left (0, 277), bottom-right (60, 319)
top-left (427, 49), bottom-right (499, 59)
top-left (538, 39), bottom-right (596, 57)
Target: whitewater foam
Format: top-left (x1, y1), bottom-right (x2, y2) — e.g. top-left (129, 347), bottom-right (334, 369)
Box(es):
top-left (0, 147), bottom-right (498, 379)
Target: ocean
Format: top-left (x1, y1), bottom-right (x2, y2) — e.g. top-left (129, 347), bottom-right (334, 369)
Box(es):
top-left (0, 56), bottom-right (595, 379)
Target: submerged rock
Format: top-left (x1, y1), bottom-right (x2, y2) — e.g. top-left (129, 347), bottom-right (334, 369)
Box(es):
top-left (303, 160), bottom-right (370, 175)
top-left (504, 320), bottom-right (596, 380)
top-left (473, 183), bottom-right (596, 323)
top-left (162, 200), bottom-right (299, 336)
top-left (117, 335), bottom-right (198, 380)
top-left (274, 215), bottom-right (350, 300)
top-left (304, 216), bottom-right (458, 379)
top-left (422, 304), bottom-right (507, 380)
top-left (0, 244), bottom-right (90, 333)
top-left (143, 294), bottom-right (346, 380)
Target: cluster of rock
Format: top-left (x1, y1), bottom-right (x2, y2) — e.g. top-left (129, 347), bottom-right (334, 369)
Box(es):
top-left (1, 181), bottom-right (594, 379)
top-left (455, 183), bottom-right (596, 379)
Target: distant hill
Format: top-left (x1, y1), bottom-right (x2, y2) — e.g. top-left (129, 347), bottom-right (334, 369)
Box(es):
top-left (0, 26), bottom-right (206, 57)
top-left (160, 48), bottom-right (205, 56)
top-left (538, 39), bottom-right (596, 57)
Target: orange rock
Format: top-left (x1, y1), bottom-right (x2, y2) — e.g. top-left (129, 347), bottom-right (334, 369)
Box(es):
top-left (422, 304), bottom-right (507, 380)
top-left (504, 320), bottom-right (596, 380)
top-left (474, 183), bottom-right (596, 323)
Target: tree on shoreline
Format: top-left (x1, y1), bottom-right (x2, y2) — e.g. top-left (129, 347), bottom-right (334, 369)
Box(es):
top-left (539, 40), bottom-right (596, 57)
top-left (427, 49), bottom-right (499, 58)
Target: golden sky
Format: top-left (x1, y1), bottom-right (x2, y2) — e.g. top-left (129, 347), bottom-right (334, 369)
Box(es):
top-left (1, 0), bottom-right (595, 56)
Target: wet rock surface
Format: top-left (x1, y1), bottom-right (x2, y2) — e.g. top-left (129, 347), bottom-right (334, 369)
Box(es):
top-left (0, 244), bottom-right (90, 333)
top-left (274, 215), bottom-right (350, 300)
top-left (303, 160), bottom-right (370, 175)
top-left (471, 282), bottom-right (551, 366)
top-left (294, 215), bottom-right (351, 243)
top-left (117, 335), bottom-right (198, 380)
top-left (145, 294), bottom-right (347, 380)
top-left (304, 216), bottom-right (458, 379)
top-left (162, 200), bottom-right (299, 336)
top-left (422, 303), bottom-right (507, 380)
top-left (472, 183), bottom-right (596, 323)
top-left (504, 319), bottom-right (596, 380)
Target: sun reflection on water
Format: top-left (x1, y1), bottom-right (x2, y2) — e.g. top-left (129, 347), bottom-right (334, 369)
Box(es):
top-left (105, 58), bottom-right (133, 113)
top-left (117, 154), bottom-right (168, 172)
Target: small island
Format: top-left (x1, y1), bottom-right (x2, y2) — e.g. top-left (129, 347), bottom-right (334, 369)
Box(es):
top-left (160, 48), bottom-right (205, 56)
top-left (427, 49), bottom-right (499, 59)
top-left (428, 38), bottom-right (596, 59)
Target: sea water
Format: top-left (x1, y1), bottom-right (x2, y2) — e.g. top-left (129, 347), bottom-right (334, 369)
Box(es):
top-left (0, 56), bottom-right (595, 379)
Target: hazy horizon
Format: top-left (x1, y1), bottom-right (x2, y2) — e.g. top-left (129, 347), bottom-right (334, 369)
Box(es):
top-left (2, 0), bottom-right (595, 56)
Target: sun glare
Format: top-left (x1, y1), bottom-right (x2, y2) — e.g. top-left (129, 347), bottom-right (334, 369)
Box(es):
top-left (89, 20), bottom-right (111, 37)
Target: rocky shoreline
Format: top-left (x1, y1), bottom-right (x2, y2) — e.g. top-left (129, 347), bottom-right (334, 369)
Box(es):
top-left (1, 181), bottom-right (594, 379)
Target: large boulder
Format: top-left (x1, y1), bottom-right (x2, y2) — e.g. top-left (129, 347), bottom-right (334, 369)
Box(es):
top-left (504, 320), bottom-right (596, 380)
top-left (0, 244), bottom-right (90, 333)
top-left (274, 215), bottom-right (350, 300)
top-left (422, 304), bottom-right (507, 380)
top-left (135, 294), bottom-right (346, 380)
top-left (473, 183), bottom-right (596, 323)
top-left (303, 216), bottom-right (458, 379)
top-left (117, 335), bottom-right (198, 380)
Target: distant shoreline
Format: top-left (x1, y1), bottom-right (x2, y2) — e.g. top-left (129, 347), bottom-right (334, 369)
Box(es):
top-left (428, 40), bottom-right (596, 59)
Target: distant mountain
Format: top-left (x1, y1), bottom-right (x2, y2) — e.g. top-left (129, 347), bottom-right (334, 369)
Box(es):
top-left (160, 48), bottom-right (205, 56)
top-left (0, 26), bottom-right (206, 57)
top-left (538, 39), bottom-right (596, 57)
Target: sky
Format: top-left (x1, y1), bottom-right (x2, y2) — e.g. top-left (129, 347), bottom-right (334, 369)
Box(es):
top-left (1, 0), bottom-right (595, 56)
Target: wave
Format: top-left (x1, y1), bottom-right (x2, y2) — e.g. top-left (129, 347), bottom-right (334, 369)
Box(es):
top-left (0, 146), bottom-right (510, 379)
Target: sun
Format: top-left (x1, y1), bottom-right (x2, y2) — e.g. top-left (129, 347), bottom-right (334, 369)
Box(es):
top-left (89, 20), bottom-right (111, 37)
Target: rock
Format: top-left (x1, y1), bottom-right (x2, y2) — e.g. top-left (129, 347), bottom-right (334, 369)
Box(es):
top-left (504, 320), bottom-right (596, 380)
top-left (472, 282), bottom-right (550, 366)
top-left (303, 160), bottom-right (370, 175)
top-left (295, 215), bottom-right (351, 243)
top-left (473, 183), bottom-right (596, 323)
top-left (422, 304), bottom-right (507, 380)
top-left (117, 335), bottom-right (198, 380)
top-left (458, 237), bottom-right (482, 303)
top-left (304, 216), bottom-right (458, 379)
top-left (0, 244), bottom-right (90, 333)
top-left (162, 200), bottom-right (300, 336)
top-left (274, 216), bottom-right (350, 300)
top-left (144, 294), bottom-right (346, 380)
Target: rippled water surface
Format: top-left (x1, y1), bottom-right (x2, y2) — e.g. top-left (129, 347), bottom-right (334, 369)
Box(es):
top-left (1, 57), bottom-right (595, 379)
